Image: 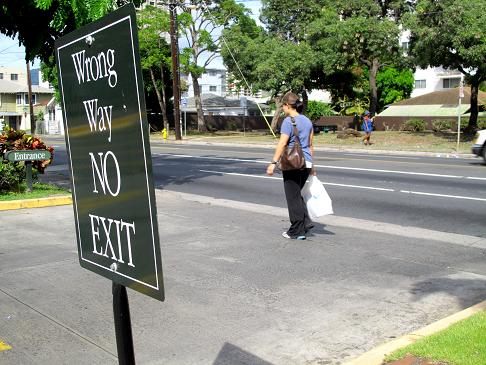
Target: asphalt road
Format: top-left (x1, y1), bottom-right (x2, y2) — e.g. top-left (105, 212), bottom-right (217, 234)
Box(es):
top-left (2, 136), bottom-right (485, 364)
top-left (43, 136), bottom-right (486, 238)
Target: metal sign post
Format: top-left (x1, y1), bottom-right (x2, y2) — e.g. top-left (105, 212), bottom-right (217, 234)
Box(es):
top-left (457, 75), bottom-right (464, 152)
top-left (181, 97), bottom-right (187, 136)
top-left (55, 5), bottom-right (164, 364)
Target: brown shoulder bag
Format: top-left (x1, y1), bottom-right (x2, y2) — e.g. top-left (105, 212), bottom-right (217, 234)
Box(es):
top-left (279, 117), bottom-right (306, 171)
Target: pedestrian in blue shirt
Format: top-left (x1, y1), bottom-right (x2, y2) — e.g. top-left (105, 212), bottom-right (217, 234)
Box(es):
top-left (266, 92), bottom-right (314, 240)
top-left (361, 110), bottom-right (373, 145)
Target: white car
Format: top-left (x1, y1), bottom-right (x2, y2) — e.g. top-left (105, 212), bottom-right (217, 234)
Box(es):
top-left (472, 129), bottom-right (486, 162)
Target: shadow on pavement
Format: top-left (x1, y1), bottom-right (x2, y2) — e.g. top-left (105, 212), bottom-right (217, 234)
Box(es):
top-left (410, 277), bottom-right (486, 308)
top-left (213, 343), bottom-right (274, 365)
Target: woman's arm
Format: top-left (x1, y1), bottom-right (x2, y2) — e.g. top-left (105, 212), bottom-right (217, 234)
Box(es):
top-left (266, 133), bottom-right (290, 176)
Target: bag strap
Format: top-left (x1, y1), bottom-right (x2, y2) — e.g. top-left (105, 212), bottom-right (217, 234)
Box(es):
top-left (290, 117), bottom-right (301, 147)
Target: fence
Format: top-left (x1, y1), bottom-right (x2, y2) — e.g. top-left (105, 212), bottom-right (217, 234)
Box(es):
top-left (148, 113), bottom-right (465, 132)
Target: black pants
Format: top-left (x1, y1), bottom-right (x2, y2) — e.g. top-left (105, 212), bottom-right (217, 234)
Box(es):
top-left (282, 168), bottom-right (311, 237)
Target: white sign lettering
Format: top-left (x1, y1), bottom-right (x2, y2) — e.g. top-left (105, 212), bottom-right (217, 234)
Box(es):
top-left (89, 151), bottom-right (121, 196)
top-left (71, 49), bottom-right (118, 87)
top-left (89, 214), bottom-right (136, 267)
top-left (83, 99), bottom-right (113, 142)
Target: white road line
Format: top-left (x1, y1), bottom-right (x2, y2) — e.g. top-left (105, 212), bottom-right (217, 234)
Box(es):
top-left (199, 169), bottom-right (280, 180)
top-left (156, 152), bottom-right (486, 181)
top-left (466, 176), bottom-right (486, 181)
top-left (314, 164), bottom-right (463, 179)
top-left (200, 169), bottom-right (486, 201)
top-left (343, 153), bottom-right (421, 160)
top-left (400, 190), bottom-right (486, 202)
top-left (199, 169), bottom-right (395, 192)
top-left (323, 182), bottom-right (395, 191)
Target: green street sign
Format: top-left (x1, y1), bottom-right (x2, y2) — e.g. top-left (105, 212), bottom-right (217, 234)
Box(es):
top-left (4, 150), bottom-right (51, 162)
top-left (55, 4), bottom-right (164, 301)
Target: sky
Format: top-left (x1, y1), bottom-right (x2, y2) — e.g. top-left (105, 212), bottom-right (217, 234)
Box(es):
top-left (0, 0), bottom-right (262, 71)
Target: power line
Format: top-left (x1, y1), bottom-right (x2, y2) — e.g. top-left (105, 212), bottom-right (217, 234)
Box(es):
top-left (197, 1), bottom-right (276, 138)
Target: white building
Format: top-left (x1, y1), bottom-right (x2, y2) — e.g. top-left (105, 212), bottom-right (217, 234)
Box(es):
top-left (400, 31), bottom-right (462, 98)
top-left (183, 68), bottom-right (227, 98)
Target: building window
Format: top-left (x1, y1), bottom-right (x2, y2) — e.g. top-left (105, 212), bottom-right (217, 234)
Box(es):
top-left (16, 93), bottom-right (37, 105)
top-left (415, 79), bottom-right (426, 89)
top-left (209, 86), bottom-right (217, 92)
top-left (401, 42), bottom-right (409, 50)
top-left (10, 73), bottom-right (18, 81)
top-left (443, 78), bottom-right (460, 89)
top-left (0, 73), bottom-right (3, 79)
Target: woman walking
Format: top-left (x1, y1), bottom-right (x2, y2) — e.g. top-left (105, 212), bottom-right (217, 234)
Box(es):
top-left (266, 92), bottom-right (314, 240)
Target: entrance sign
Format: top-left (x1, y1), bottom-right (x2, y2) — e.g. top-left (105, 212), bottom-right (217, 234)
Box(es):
top-left (4, 150), bottom-right (51, 162)
top-left (55, 4), bottom-right (164, 301)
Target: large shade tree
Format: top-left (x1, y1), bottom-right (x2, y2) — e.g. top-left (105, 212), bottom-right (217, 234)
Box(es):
top-left (137, 6), bottom-right (171, 131)
top-left (1, 0), bottom-right (140, 90)
top-left (178, 0), bottom-right (253, 132)
top-left (308, 0), bottom-right (413, 116)
top-left (406, 0), bottom-right (486, 132)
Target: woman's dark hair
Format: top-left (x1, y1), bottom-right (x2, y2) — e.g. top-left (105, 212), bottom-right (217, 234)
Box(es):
top-left (282, 92), bottom-right (304, 113)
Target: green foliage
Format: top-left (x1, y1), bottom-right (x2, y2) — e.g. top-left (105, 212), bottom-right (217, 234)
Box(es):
top-left (406, 0), bottom-right (486, 129)
top-left (0, 161), bottom-right (25, 193)
top-left (386, 311), bottom-right (486, 365)
top-left (376, 67), bottom-right (414, 109)
top-left (402, 119), bottom-right (426, 132)
top-left (432, 120), bottom-right (453, 132)
top-left (0, 128), bottom-right (54, 192)
top-left (305, 101), bottom-right (334, 121)
top-left (477, 119), bottom-right (486, 130)
top-left (308, 1), bottom-right (412, 114)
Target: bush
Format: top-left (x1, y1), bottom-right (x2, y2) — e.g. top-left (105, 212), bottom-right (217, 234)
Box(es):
top-left (0, 127), bottom-right (54, 193)
top-left (0, 161), bottom-right (25, 192)
top-left (402, 119), bottom-right (426, 132)
top-left (477, 119), bottom-right (486, 130)
top-left (306, 100), bottom-right (334, 121)
top-left (432, 119), bottom-right (452, 132)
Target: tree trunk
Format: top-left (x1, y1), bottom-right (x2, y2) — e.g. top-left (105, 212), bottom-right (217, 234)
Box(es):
top-left (191, 72), bottom-right (206, 132)
top-left (369, 58), bottom-right (380, 116)
top-left (271, 95), bottom-right (283, 131)
top-left (302, 89), bottom-right (308, 114)
top-left (467, 79), bottom-right (479, 133)
top-left (159, 65), bottom-right (169, 131)
top-left (149, 67), bottom-right (169, 131)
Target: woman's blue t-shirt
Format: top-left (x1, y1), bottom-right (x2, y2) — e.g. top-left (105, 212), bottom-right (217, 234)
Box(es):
top-left (280, 114), bottom-right (313, 163)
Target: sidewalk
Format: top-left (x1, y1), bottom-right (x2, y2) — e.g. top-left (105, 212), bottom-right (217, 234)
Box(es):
top-left (1, 190), bottom-right (485, 364)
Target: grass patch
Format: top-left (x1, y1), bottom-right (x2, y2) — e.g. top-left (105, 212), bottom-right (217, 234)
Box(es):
top-left (385, 310), bottom-right (486, 365)
top-left (151, 130), bottom-right (474, 154)
top-left (0, 182), bottom-right (69, 201)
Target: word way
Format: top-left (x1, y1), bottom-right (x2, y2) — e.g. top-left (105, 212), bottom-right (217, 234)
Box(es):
top-left (83, 99), bottom-right (113, 142)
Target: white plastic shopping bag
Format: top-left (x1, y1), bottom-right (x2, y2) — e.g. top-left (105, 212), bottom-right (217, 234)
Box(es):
top-left (302, 176), bottom-right (333, 219)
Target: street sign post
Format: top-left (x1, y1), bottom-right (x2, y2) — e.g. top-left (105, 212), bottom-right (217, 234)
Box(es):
top-left (55, 4), bottom-right (164, 363)
top-left (4, 150), bottom-right (52, 191)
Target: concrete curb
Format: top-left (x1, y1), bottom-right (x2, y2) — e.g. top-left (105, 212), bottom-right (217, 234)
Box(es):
top-left (343, 300), bottom-right (486, 365)
top-left (0, 195), bottom-right (72, 211)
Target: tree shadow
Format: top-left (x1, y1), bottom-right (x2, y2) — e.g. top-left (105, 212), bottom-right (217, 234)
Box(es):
top-left (410, 277), bottom-right (486, 308)
top-left (213, 343), bottom-right (274, 365)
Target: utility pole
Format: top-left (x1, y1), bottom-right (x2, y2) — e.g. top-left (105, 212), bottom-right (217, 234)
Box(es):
top-left (169, 1), bottom-right (182, 140)
top-left (26, 62), bottom-right (35, 135)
